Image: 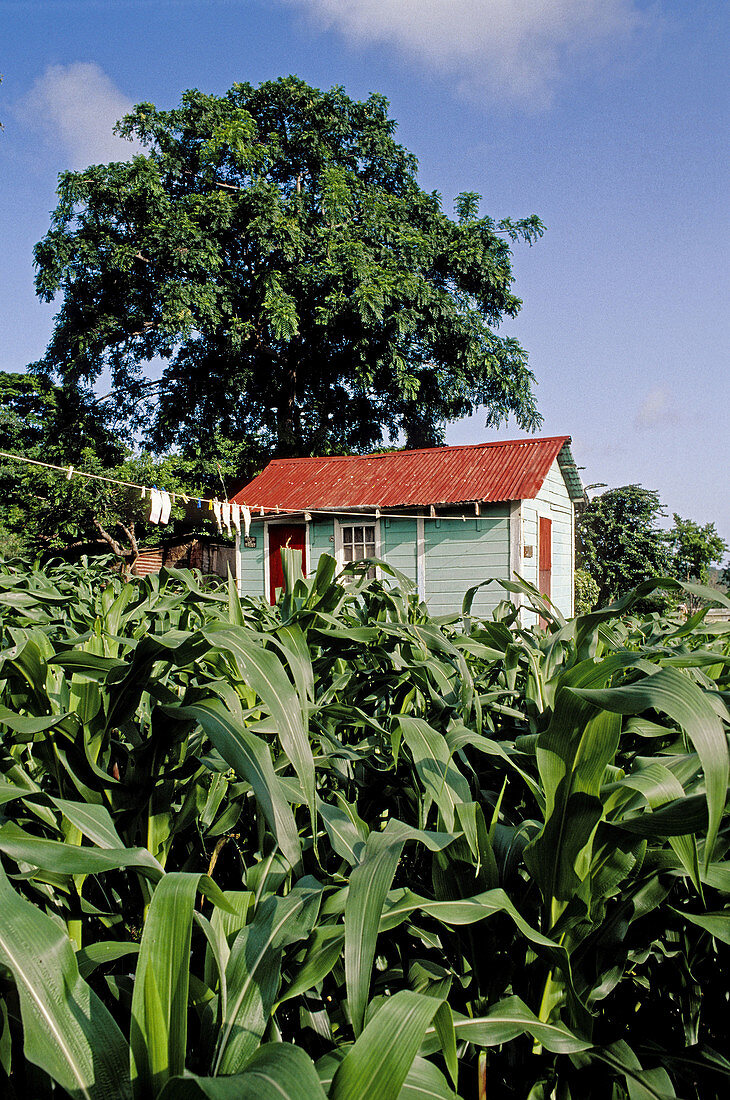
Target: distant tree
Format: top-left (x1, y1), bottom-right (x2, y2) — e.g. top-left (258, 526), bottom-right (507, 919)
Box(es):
top-left (32, 76), bottom-right (544, 461)
top-left (667, 513), bottom-right (728, 614)
top-left (576, 484), bottom-right (673, 607)
top-left (574, 567), bottom-right (599, 614)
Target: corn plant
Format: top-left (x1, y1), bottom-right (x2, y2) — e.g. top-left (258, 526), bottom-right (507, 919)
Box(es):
top-left (0, 553), bottom-right (728, 1099)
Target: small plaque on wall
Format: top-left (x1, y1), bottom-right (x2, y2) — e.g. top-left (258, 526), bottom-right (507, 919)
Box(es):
top-left (243, 536), bottom-right (257, 549)
top-left (523, 544), bottom-right (534, 558)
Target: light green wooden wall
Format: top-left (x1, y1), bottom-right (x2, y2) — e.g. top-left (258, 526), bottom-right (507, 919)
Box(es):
top-left (381, 517), bottom-right (418, 586)
top-left (423, 508), bottom-right (510, 617)
top-left (309, 517), bottom-right (334, 575)
top-left (239, 534), bottom-right (264, 599)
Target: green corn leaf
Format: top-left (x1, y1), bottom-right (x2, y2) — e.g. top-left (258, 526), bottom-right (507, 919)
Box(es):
top-left (0, 822), bottom-right (164, 880)
top-left (277, 923), bottom-right (344, 1004)
top-left (319, 797), bottom-right (368, 865)
top-left (203, 625), bottom-right (315, 822)
top-left (181, 698), bottom-right (301, 871)
top-left (400, 1056), bottom-right (458, 1099)
top-left (345, 822), bottom-right (407, 1036)
top-left (525, 692), bottom-right (621, 910)
top-left (213, 879), bottom-right (322, 1075)
top-left (130, 872), bottom-right (231, 1099)
top-left (159, 1043), bottom-right (327, 1099)
top-left (574, 666), bottom-right (730, 869)
top-left (398, 715), bottom-right (471, 831)
top-left (330, 990), bottom-right (443, 1100)
top-left (0, 863), bottom-right (131, 1100)
top-left (50, 798), bottom-right (125, 849)
top-left (76, 940), bottom-right (140, 979)
top-left (421, 996), bottom-right (591, 1056)
top-left (673, 908), bottom-right (730, 944)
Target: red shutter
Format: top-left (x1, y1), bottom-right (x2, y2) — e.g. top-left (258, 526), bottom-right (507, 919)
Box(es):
top-left (538, 517), bottom-right (552, 627)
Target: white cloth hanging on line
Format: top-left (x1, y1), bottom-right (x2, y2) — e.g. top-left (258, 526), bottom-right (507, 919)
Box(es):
top-left (231, 503), bottom-right (241, 534)
top-left (149, 488), bottom-right (162, 525)
top-left (221, 502), bottom-right (232, 535)
top-left (212, 500), bottom-right (223, 533)
top-left (241, 505), bottom-right (251, 536)
top-left (159, 491), bottom-right (172, 525)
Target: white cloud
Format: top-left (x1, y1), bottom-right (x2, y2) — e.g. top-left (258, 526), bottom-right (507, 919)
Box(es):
top-left (16, 63), bottom-right (142, 169)
top-left (634, 386), bottom-right (679, 430)
top-left (285, 0), bottom-right (646, 106)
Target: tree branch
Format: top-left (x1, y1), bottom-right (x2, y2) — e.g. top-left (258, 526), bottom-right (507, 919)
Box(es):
top-left (93, 518), bottom-right (124, 559)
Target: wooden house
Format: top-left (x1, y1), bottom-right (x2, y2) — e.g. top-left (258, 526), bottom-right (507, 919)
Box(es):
top-left (230, 436), bottom-right (584, 620)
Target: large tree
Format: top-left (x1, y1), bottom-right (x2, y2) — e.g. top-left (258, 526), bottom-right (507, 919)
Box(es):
top-left (33, 76), bottom-right (544, 459)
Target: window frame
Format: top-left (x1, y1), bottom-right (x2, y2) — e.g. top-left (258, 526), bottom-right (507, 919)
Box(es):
top-left (334, 517), bottom-right (381, 577)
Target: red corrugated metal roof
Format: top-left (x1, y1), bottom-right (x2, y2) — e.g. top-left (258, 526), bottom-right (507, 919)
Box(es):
top-left (231, 436), bottom-right (576, 512)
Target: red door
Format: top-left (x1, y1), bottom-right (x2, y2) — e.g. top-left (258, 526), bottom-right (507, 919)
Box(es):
top-left (538, 516), bottom-right (552, 627)
top-left (268, 525), bottom-right (306, 604)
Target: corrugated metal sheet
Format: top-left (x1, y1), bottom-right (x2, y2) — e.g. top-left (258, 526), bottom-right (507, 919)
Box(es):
top-left (232, 436), bottom-right (580, 512)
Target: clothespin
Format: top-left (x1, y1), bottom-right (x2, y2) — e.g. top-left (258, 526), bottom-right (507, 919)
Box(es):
top-left (275, 506), bottom-right (280, 514)
top-left (181, 494), bottom-right (189, 504)
top-left (260, 506), bottom-right (264, 516)
top-left (171, 493), bottom-right (176, 503)
top-left (375, 508), bottom-right (381, 520)
top-left (430, 505), bottom-right (436, 518)
top-left (197, 498), bottom-right (201, 508)
top-left (66, 466), bottom-right (74, 480)
top-left (305, 512), bottom-right (312, 522)
top-left (140, 486), bottom-right (146, 499)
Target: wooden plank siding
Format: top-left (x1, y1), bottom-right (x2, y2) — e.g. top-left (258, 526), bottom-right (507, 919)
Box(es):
top-left (381, 517), bottom-right (418, 586)
top-left (423, 508), bottom-right (510, 617)
top-left (308, 517), bottom-right (334, 576)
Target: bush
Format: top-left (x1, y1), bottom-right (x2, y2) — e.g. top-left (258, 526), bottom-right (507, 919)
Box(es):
top-left (574, 566), bottom-right (599, 614)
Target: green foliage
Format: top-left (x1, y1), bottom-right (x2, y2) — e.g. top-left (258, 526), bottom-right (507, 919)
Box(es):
top-left (0, 373), bottom-right (237, 561)
top-left (33, 76), bottom-right (544, 458)
top-left (574, 566), bottom-right (599, 614)
top-left (576, 485), bottom-right (674, 607)
top-left (667, 515), bottom-right (727, 610)
top-left (0, 555), bottom-right (729, 1098)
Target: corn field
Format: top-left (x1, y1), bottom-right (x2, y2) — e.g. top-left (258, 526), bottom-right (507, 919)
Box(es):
top-left (0, 551), bottom-right (729, 1099)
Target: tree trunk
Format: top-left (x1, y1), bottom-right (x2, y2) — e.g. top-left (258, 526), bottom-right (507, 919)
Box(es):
top-left (276, 360), bottom-right (298, 455)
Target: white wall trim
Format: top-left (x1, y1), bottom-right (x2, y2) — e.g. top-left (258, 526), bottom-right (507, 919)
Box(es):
top-left (416, 514), bottom-right (426, 599)
top-left (509, 499), bottom-right (522, 579)
top-left (570, 500), bottom-right (575, 617)
top-left (263, 520), bottom-right (270, 601)
top-left (235, 530), bottom-right (242, 595)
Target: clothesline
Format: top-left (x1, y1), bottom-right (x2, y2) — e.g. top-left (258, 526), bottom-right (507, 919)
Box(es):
top-left (0, 449), bottom-right (496, 525)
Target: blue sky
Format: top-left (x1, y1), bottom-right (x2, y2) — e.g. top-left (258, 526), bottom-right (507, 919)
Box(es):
top-left (1, 0), bottom-right (728, 547)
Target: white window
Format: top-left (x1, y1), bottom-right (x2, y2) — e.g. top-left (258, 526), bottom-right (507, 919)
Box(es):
top-left (337, 522), bottom-right (378, 578)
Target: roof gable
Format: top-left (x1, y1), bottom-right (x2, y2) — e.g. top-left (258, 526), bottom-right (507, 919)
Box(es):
top-left (232, 436), bottom-right (583, 511)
